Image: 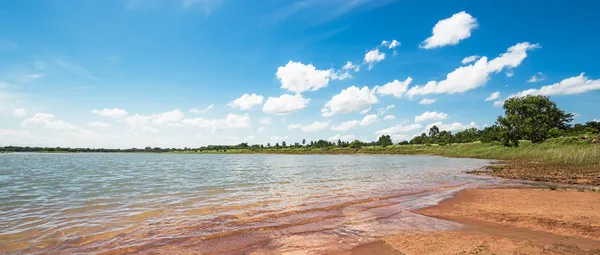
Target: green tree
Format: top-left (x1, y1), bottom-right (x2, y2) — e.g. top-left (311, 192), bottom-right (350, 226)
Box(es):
top-left (350, 140), bottom-right (363, 148)
top-left (302, 139), bottom-right (306, 146)
top-left (282, 141), bottom-right (287, 147)
top-left (377, 135), bottom-right (393, 147)
top-left (497, 95), bottom-right (573, 145)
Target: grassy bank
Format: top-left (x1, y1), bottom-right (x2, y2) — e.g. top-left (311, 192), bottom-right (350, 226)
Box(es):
top-left (190, 138), bottom-right (600, 185)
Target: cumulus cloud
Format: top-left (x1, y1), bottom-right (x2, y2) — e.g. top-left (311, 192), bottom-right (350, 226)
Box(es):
top-left (331, 114), bottom-right (379, 131)
top-left (461, 55), bottom-right (480, 64)
top-left (91, 108), bottom-right (128, 118)
top-left (527, 72), bottom-right (547, 83)
top-left (12, 108), bottom-right (26, 117)
top-left (360, 107), bottom-right (371, 115)
top-left (288, 121), bottom-right (329, 132)
top-left (407, 42), bottom-right (539, 98)
top-left (182, 113), bottom-right (251, 131)
top-left (321, 86), bottom-right (378, 117)
top-left (124, 114), bottom-right (151, 129)
top-left (421, 11), bottom-right (478, 49)
top-left (260, 117), bottom-right (272, 125)
top-left (425, 121), bottom-right (479, 132)
top-left (228, 93), bottom-right (264, 110)
top-left (88, 121), bottom-right (110, 128)
top-left (342, 61), bottom-right (360, 72)
top-left (485, 91), bottom-right (501, 102)
top-left (381, 40), bottom-right (401, 49)
top-left (377, 104), bottom-right (395, 116)
top-left (374, 78), bottom-right (412, 98)
top-left (419, 98), bottom-right (437, 105)
top-left (327, 134), bottom-right (357, 142)
top-left (510, 73), bottom-right (600, 98)
top-left (189, 104), bottom-right (214, 114)
top-left (364, 48), bottom-right (385, 70)
top-left (375, 123), bottom-right (423, 137)
top-left (415, 111), bottom-right (449, 123)
top-left (263, 94), bottom-right (310, 115)
top-left (384, 115), bottom-right (395, 120)
top-left (276, 61), bottom-right (334, 94)
top-left (22, 113), bottom-right (81, 130)
top-left (150, 109), bottom-right (184, 125)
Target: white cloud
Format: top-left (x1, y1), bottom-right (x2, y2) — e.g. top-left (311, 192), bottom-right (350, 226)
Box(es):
top-left (426, 121), bottom-right (479, 132)
top-left (527, 72), bottom-right (547, 83)
top-left (260, 117), bottom-right (272, 125)
top-left (228, 93), bottom-right (264, 110)
top-left (289, 121), bottom-right (329, 132)
top-left (269, 136), bottom-right (288, 141)
top-left (342, 61), bottom-right (360, 72)
top-left (493, 100), bottom-right (504, 107)
top-left (485, 91), bottom-right (501, 102)
top-left (461, 55), bottom-right (480, 64)
top-left (189, 104), bottom-right (214, 114)
top-left (407, 42), bottom-right (539, 98)
top-left (377, 104), bottom-right (395, 116)
top-left (150, 109), bottom-right (184, 124)
top-left (331, 114), bottom-right (378, 131)
top-left (141, 126), bottom-right (159, 133)
top-left (360, 114), bottom-right (378, 126)
top-left (276, 61), bottom-right (333, 93)
top-left (384, 115), bottom-right (395, 121)
top-left (331, 120), bottom-right (358, 132)
top-left (22, 113), bottom-right (81, 130)
top-left (321, 86), bottom-right (378, 117)
top-left (419, 98), bottom-right (437, 105)
top-left (375, 123), bottom-right (423, 136)
top-left (415, 111), bottom-right (449, 123)
top-left (360, 107), bottom-right (371, 115)
top-left (88, 121), bottom-right (110, 128)
top-left (364, 48), bottom-right (385, 70)
top-left (510, 73), bottom-right (600, 98)
top-left (506, 70), bottom-right (515, 77)
top-left (327, 134), bottom-right (357, 142)
top-left (263, 94), bottom-right (310, 115)
top-left (381, 40), bottom-right (401, 49)
top-left (181, 113), bottom-right (251, 131)
top-left (421, 11), bottom-right (478, 49)
top-left (12, 108), bottom-right (26, 117)
top-left (124, 114), bottom-right (151, 129)
top-left (257, 127), bottom-right (265, 133)
top-left (91, 108), bottom-right (128, 118)
top-left (374, 78), bottom-right (412, 98)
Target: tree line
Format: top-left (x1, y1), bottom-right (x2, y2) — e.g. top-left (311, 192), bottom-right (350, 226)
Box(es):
top-left (1, 96), bottom-right (598, 153)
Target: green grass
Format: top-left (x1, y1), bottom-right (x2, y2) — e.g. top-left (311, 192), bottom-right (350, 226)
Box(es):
top-left (190, 140), bottom-right (600, 166)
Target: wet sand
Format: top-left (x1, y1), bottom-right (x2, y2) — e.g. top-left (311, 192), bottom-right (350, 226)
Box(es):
top-left (350, 188), bottom-right (600, 255)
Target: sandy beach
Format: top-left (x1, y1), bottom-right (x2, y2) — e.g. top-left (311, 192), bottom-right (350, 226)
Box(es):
top-left (348, 188), bottom-right (600, 255)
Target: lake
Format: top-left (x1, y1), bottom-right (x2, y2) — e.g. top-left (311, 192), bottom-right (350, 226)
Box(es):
top-left (0, 153), bottom-right (499, 254)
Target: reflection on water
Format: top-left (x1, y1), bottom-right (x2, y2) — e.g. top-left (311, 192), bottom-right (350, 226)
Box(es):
top-left (0, 153), bottom-right (498, 254)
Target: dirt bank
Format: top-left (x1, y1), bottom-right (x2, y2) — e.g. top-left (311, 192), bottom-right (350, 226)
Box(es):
top-left (348, 188), bottom-right (600, 255)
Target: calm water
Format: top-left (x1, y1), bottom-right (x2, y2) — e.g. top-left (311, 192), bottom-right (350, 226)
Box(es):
top-left (0, 153), bottom-right (499, 254)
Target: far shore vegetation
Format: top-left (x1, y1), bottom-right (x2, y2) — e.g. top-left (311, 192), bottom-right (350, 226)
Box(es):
top-left (2, 96), bottom-right (599, 185)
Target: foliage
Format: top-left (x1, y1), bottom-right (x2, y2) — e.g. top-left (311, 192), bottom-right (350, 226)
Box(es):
top-left (497, 95), bottom-right (574, 145)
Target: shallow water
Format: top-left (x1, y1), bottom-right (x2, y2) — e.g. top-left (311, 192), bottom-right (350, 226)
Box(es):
top-left (0, 153), bottom-right (499, 254)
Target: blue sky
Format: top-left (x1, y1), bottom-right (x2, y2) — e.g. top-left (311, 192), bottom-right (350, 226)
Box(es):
top-left (1, 0), bottom-right (599, 148)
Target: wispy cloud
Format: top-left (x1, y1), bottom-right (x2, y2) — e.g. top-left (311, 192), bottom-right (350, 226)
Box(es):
top-left (55, 58), bottom-right (96, 80)
top-left (127, 0), bottom-right (222, 15)
top-left (268, 0), bottom-right (397, 24)
top-left (182, 0), bottom-right (223, 16)
top-left (0, 39), bottom-right (18, 51)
